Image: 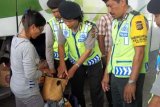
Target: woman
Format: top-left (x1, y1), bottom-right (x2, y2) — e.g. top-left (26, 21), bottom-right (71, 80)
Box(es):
top-left (58, 1), bottom-right (104, 107)
top-left (10, 9), bottom-right (46, 107)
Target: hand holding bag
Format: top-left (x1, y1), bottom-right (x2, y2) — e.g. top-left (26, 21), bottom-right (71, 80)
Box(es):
top-left (43, 76), bottom-right (68, 101)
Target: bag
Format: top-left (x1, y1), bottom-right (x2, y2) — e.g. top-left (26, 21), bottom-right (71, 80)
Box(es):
top-left (0, 63), bottom-right (10, 87)
top-left (43, 76), bottom-right (68, 101)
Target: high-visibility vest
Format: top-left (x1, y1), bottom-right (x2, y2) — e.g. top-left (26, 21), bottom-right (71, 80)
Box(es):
top-left (61, 21), bottom-right (102, 66)
top-left (107, 11), bottom-right (149, 78)
top-left (48, 17), bottom-right (68, 60)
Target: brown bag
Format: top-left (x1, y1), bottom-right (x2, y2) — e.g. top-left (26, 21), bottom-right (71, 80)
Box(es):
top-left (0, 63), bottom-right (10, 87)
top-left (42, 76), bottom-right (68, 101)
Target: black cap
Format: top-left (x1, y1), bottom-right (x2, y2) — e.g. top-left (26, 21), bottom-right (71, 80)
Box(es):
top-left (147, 0), bottom-right (160, 14)
top-left (47, 0), bottom-right (65, 9)
top-left (58, 1), bottom-right (82, 19)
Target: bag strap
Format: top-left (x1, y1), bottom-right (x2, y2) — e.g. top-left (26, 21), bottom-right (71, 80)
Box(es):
top-left (59, 80), bottom-right (66, 106)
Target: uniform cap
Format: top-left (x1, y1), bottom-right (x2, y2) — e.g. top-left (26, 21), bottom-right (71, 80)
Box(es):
top-left (147, 0), bottom-right (160, 14)
top-left (58, 1), bottom-right (82, 19)
top-left (47, 0), bottom-right (65, 9)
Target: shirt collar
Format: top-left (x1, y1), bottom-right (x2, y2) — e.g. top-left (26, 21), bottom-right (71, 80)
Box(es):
top-left (118, 6), bottom-right (133, 21)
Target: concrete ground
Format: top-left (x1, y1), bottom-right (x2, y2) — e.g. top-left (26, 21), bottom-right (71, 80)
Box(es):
top-left (0, 50), bottom-right (158, 107)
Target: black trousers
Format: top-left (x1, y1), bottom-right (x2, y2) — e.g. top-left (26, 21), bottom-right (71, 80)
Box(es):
top-left (111, 74), bottom-right (145, 107)
top-left (70, 61), bottom-right (104, 107)
top-left (54, 59), bottom-right (71, 74)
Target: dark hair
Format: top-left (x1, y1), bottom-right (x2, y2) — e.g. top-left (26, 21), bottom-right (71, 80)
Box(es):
top-left (47, 0), bottom-right (65, 9)
top-left (125, 0), bottom-right (128, 5)
top-left (74, 12), bottom-right (83, 22)
top-left (114, 0), bottom-right (128, 5)
top-left (102, 0), bottom-right (109, 3)
top-left (21, 9), bottom-right (46, 29)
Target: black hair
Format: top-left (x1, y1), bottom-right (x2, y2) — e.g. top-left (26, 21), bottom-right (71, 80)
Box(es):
top-left (102, 0), bottom-right (109, 3)
top-left (47, 0), bottom-right (65, 9)
top-left (114, 0), bottom-right (128, 5)
top-left (21, 9), bottom-right (46, 30)
top-left (73, 11), bottom-right (83, 22)
top-left (126, 0), bottom-right (128, 5)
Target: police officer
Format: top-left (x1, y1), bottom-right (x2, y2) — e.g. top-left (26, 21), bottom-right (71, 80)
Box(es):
top-left (57, 1), bottom-right (104, 107)
top-left (46, 0), bottom-right (70, 75)
top-left (147, 0), bottom-right (160, 106)
top-left (101, 0), bottom-right (149, 107)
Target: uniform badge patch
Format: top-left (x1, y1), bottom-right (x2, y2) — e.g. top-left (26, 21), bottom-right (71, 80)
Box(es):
top-left (63, 30), bottom-right (69, 38)
top-left (78, 33), bottom-right (87, 42)
top-left (136, 21), bottom-right (143, 30)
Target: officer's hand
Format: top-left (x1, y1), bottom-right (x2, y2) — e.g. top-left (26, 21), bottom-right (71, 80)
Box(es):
top-left (57, 64), bottom-right (67, 78)
top-left (123, 83), bottom-right (136, 103)
top-left (101, 73), bottom-right (110, 92)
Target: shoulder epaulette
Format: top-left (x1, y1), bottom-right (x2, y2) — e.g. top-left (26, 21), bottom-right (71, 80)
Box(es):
top-left (59, 19), bottom-right (63, 23)
top-left (84, 20), bottom-right (96, 26)
top-left (130, 10), bottom-right (140, 16)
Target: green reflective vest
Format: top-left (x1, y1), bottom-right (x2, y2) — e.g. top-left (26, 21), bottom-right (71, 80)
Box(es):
top-left (61, 21), bottom-right (102, 66)
top-left (48, 17), bottom-right (68, 60)
top-left (107, 12), bottom-right (149, 78)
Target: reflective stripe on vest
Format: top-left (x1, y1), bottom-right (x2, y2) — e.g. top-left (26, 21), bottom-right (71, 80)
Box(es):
top-left (87, 55), bottom-right (101, 66)
top-left (51, 18), bottom-right (59, 40)
top-left (115, 66), bottom-right (132, 76)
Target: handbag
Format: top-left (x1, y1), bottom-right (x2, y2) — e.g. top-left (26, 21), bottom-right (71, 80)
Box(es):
top-left (43, 76), bottom-right (68, 101)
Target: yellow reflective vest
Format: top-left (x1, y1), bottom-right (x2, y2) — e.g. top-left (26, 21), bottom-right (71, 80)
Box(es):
top-left (61, 21), bottom-right (102, 66)
top-left (107, 11), bottom-right (149, 78)
top-left (48, 17), bottom-right (68, 60)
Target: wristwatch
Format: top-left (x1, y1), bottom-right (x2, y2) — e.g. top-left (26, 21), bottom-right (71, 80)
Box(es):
top-left (128, 79), bottom-right (136, 84)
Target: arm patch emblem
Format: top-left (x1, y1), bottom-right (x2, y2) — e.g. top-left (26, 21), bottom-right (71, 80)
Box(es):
top-left (136, 21), bottom-right (143, 30)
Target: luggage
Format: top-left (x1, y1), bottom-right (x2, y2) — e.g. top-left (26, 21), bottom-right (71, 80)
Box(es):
top-left (43, 76), bottom-right (68, 101)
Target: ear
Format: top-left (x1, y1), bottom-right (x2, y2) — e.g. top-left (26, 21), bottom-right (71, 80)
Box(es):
top-left (30, 24), bottom-right (37, 31)
top-left (27, 24), bottom-right (36, 35)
